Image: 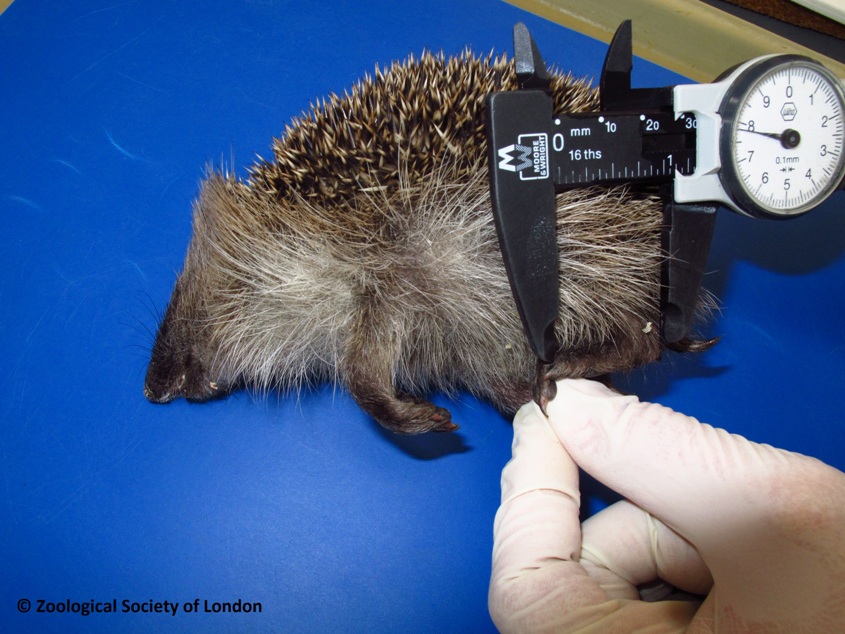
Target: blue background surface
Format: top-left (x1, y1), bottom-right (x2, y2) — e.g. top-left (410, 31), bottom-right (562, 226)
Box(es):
top-left (1, 1), bottom-right (843, 632)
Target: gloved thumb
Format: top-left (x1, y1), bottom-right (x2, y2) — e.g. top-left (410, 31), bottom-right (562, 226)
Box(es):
top-left (545, 379), bottom-right (845, 627)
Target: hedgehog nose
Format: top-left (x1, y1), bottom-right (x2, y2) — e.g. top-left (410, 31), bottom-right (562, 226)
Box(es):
top-left (143, 382), bottom-right (178, 404)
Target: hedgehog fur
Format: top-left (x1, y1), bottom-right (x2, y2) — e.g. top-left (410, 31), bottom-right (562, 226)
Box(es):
top-left (143, 50), bottom-right (711, 434)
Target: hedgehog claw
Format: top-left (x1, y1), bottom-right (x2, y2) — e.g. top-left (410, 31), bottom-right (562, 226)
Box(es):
top-left (532, 361), bottom-right (558, 415)
top-left (434, 420), bottom-right (460, 433)
top-left (428, 404), bottom-right (458, 432)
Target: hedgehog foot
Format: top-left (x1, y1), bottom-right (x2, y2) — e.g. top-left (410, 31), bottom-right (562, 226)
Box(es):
top-left (351, 387), bottom-right (459, 435)
top-left (396, 396), bottom-right (458, 434)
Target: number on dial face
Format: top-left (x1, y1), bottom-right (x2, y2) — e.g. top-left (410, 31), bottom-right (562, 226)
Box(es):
top-left (731, 61), bottom-right (845, 216)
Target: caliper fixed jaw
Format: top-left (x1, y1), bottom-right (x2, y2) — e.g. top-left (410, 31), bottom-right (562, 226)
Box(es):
top-left (513, 22), bottom-right (551, 91)
top-left (485, 23), bottom-right (558, 363)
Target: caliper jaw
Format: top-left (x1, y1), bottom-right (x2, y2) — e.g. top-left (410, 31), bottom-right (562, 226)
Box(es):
top-left (485, 24), bottom-right (558, 363)
top-left (661, 194), bottom-right (717, 344)
top-left (601, 20), bottom-right (716, 346)
top-left (513, 21), bottom-right (550, 91)
top-left (601, 20), bottom-right (674, 113)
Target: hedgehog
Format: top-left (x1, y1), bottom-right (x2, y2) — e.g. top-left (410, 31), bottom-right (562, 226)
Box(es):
top-left (143, 49), bottom-right (712, 434)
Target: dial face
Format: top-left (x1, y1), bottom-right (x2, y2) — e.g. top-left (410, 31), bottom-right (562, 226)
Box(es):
top-left (722, 57), bottom-right (845, 217)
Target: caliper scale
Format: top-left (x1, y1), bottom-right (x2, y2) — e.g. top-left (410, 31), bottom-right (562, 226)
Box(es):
top-left (486, 21), bottom-right (845, 364)
top-left (550, 110), bottom-right (696, 187)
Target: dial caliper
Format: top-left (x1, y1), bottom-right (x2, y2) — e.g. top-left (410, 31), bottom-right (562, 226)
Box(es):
top-left (486, 21), bottom-right (845, 363)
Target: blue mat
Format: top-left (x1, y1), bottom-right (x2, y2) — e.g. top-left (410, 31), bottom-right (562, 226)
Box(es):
top-left (2, 1), bottom-right (843, 632)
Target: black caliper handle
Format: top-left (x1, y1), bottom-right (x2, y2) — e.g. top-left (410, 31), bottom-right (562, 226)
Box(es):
top-left (485, 24), bottom-right (558, 363)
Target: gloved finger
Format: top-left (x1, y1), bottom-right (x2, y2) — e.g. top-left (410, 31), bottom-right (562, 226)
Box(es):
top-left (489, 401), bottom-right (608, 628)
top-left (490, 400), bottom-right (601, 596)
top-left (546, 378), bottom-right (845, 628)
top-left (579, 500), bottom-right (712, 600)
top-left (498, 400), bottom-right (580, 511)
top-left (545, 379), bottom-right (790, 550)
top-left (490, 401), bottom-right (700, 633)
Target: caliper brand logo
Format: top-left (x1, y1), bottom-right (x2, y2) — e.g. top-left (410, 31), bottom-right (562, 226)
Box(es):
top-left (780, 102), bottom-right (797, 121)
top-left (497, 133), bottom-right (549, 180)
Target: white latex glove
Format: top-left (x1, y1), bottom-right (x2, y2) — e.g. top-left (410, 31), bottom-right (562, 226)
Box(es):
top-left (489, 379), bottom-right (845, 633)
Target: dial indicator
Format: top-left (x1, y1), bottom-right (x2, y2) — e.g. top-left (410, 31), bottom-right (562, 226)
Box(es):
top-left (719, 56), bottom-right (845, 218)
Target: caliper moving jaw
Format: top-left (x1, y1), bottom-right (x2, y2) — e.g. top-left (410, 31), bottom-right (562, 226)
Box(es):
top-left (486, 21), bottom-right (716, 362)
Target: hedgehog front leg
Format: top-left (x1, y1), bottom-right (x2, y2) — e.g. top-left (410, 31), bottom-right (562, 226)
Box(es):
top-left (342, 301), bottom-right (458, 435)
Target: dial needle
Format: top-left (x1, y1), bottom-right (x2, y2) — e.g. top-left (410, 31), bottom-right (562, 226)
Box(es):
top-left (740, 126), bottom-right (800, 148)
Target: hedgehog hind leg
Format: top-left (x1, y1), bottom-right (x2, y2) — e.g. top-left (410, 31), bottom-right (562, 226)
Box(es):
top-left (342, 302), bottom-right (458, 435)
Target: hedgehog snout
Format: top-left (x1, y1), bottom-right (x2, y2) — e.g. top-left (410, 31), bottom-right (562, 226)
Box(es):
top-left (144, 347), bottom-right (227, 404)
top-left (143, 355), bottom-right (186, 404)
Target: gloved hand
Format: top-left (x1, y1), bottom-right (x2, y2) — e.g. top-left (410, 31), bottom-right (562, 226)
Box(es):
top-left (489, 379), bottom-right (845, 633)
